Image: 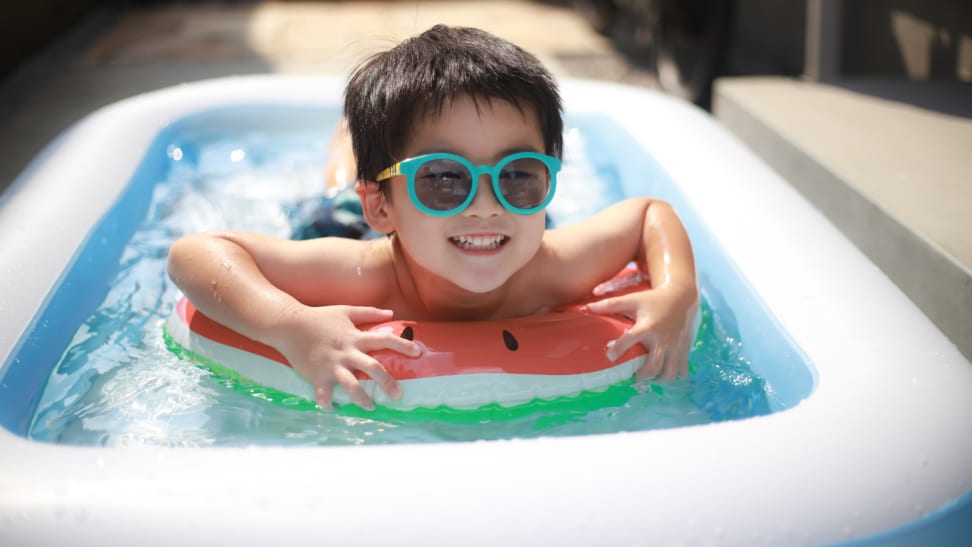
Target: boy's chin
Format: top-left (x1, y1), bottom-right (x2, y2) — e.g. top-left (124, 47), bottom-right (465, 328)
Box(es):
top-left (450, 270), bottom-right (513, 295)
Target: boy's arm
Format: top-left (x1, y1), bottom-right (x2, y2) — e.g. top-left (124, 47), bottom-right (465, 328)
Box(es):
top-left (166, 231), bottom-right (419, 410)
top-left (545, 198), bottom-right (698, 380)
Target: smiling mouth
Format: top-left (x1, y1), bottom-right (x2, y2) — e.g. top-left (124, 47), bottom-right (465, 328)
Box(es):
top-left (450, 235), bottom-right (508, 251)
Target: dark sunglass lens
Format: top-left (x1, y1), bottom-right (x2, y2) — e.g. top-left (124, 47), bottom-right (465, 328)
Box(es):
top-left (498, 158), bottom-right (550, 209)
top-left (414, 159), bottom-right (473, 211)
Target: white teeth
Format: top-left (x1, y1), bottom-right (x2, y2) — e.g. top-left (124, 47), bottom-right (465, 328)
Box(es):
top-left (452, 235), bottom-right (506, 250)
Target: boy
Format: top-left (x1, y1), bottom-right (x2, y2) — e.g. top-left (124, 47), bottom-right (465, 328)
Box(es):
top-left (167, 25), bottom-right (698, 411)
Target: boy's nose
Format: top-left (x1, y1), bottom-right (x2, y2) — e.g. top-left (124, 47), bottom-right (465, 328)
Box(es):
top-left (464, 175), bottom-right (504, 217)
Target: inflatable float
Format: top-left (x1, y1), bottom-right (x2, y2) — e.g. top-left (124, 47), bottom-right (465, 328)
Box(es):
top-left (2, 76), bottom-right (971, 545)
top-left (165, 269), bottom-right (650, 410)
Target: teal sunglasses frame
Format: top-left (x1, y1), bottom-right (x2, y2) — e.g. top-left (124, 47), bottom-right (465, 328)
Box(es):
top-left (375, 151), bottom-right (561, 217)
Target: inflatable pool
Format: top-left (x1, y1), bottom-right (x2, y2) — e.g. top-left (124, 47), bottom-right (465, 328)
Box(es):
top-left (2, 76), bottom-right (971, 545)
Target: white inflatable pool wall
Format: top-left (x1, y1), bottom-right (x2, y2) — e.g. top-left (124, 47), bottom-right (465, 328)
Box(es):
top-left (1, 76), bottom-right (970, 545)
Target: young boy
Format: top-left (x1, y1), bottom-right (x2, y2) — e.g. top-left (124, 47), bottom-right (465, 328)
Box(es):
top-left (167, 25), bottom-right (698, 411)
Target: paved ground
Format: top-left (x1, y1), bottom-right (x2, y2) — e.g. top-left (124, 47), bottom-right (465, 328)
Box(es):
top-left (2, 0), bottom-right (969, 358)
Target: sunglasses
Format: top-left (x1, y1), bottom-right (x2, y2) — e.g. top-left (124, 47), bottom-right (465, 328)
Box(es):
top-left (375, 152), bottom-right (560, 216)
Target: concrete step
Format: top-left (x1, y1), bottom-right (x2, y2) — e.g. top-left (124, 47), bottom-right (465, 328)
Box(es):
top-left (714, 76), bottom-right (972, 360)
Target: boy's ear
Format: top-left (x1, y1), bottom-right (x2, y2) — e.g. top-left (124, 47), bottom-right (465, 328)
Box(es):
top-left (355, 180), bottom-right (395, 234)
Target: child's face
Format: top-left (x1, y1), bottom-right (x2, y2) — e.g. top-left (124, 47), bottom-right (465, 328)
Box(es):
top-left (385, 94), bottom-right (548, 294)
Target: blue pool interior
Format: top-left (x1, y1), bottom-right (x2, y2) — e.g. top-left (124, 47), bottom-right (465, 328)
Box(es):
top-left (0, 104), bottom-right (816, 444)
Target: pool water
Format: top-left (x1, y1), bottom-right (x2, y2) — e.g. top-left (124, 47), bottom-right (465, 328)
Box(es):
top-left (26, 106), bottom-right (780, 447)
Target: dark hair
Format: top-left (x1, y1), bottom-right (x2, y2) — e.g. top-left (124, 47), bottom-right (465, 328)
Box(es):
top-left (344, 25), bottom-right (563, 184)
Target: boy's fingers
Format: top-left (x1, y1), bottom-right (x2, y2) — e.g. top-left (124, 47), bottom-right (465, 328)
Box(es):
top-left (315, 384), bottom-right (336, 412)
top-left (334, 367), bottom-right (375, 411)
top-left (359, 330), bottom-right (422, 357)
top-left (606, 327), bottom-right (651, 362)
top-left (676, 339), bottom-right (691, 378)
top-left (586, 296), bottom-right (633, 316)
top-left (658, 347), bottom-right (678, 381)
top-left (352, 355), bottom-right (403, 401)
top-left (635, 345), bottom-right (663, 380)
top-left (344, 306), bottom-right (395, 325)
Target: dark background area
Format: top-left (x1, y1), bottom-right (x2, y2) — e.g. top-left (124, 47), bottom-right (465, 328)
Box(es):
top-left (4, 1), bottom-right (970, 99)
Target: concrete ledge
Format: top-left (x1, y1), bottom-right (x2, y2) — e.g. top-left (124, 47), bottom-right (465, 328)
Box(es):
top-left (714, 76), bottom-right (972, 361)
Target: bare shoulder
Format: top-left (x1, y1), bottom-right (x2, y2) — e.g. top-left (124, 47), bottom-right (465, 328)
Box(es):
top-left (543, 199), bottom-right (650, 256)
top-left (535, 199), bottom-right (653, 300)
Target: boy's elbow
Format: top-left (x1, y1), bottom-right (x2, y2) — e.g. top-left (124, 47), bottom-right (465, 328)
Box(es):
top-left (166, 232), bottom-right (218, 285)
top-left (166, 234), bottom-right (196, 285)
top-left (626, 196), bottom-right (674, 217)
top-left (644, 196), bottom-right (673, 212)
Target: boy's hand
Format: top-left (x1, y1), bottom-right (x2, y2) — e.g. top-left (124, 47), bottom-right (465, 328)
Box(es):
top-left (586, 282), bottom-right (699, 381)
top-left (274, 305), bottom-right (422, 411)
